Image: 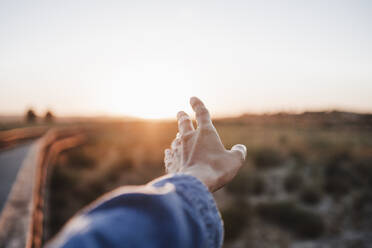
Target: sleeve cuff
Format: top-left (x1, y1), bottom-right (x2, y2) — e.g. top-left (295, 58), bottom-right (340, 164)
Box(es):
top-left (151, 174), bottom-right (223, 248)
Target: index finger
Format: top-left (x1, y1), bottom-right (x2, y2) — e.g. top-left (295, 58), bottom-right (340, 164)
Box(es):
top-left (177, 111), bottom-right (194, 135)
top-left (190, 97), bottom-right (212, 127)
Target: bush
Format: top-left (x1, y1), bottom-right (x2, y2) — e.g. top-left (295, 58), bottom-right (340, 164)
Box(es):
top-left (279, 135), bottom-right (288, 145)
top-left (226, 172), bottom-right (265, 196)
top-left (323, 162), bottom-right (355, 198)
top-left (66, 148), bottom-right (95, 169)
top-left (252, 147), bottom-right (284, 169)
top-left (25, 108), bottom-right (37, 123)
top-left (352, 191), bottom-right (372, 229)
top-left (289, 149), bottom-right (306, 165)
top-left (324, 177), bottom-right (351, 198)
top-left (45, 110), bottom-right (55, 122)
top-left (326, 150), bottom-right (352, 167)
top-left (300, 186), bottom-right (322, 206)
top-left (354, 158), bottom-right (372, 188)
top-left (257, 201), bottom-right (325, 239)
top-left (284, 173), bottom-right (303, 193)
top-left (250, 176), bottom-right (266, 195)
top-left (222, 200), bottom-right (252, 242)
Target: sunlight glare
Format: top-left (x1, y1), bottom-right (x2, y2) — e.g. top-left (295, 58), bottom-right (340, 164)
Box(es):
top-left (108, 62), bottom-right (194, 119)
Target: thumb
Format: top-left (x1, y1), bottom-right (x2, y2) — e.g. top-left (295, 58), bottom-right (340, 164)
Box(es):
top-left (230, 144), bottom-right (247, 161)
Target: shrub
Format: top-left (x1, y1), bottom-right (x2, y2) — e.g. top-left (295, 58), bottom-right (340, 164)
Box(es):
top-left (226, 172), bottom-right (265, 196)
top-left (323, 162), bottom-right (355, 198)
top-left (300, 186), bottom-right (322, 206)
top-left (324, 177), bottom-right (351, 198)
top-left (66, 148), bottom-right (95, 169)
top-left (45, 110), bottom-right (55, 122)
top-left (284, 173), bottom-right (303, 193)
top-left (222, 200), bottom-right (252, 242)
top-left (354, 158), bottom-right (372, 188)
top-left (252, 147), bottom-right (284, 169)
top-left (250, 176), bottom-right (266, 195)
top-left (257, 201), bottom-right (325, 239)
top-left (352, 191), bottom-right (372, 229)
top-left (289, 149), bottom-right (306, 165)
top-left (326, 150), bottom-right (352, 167)
top-left (25, 108), bottom-right (37, 123)
top-left (279, 135), bottom-right (288, 145)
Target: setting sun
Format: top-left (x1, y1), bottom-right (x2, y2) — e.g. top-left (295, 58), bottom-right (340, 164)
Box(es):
top-left (0, 0), bottom-right (371, 118)
top-left (107, 62), bottom-right (195, 119)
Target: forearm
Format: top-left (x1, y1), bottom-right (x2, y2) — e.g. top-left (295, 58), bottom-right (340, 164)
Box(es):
top-left (47, 174), bottom-right (223, 248)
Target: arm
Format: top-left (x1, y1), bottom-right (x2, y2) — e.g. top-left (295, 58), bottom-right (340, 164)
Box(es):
top-left (47, 174), bottom-right (222, 248)
top-left (47, 97), bottom-right (246, 248)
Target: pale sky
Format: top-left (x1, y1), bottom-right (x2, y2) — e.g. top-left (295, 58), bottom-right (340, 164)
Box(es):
top-left (0, 0), bottom-right (371, 118)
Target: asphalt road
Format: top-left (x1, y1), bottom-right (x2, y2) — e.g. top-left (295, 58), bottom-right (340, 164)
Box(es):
top-left (0, 142), bottom-right (34, 212)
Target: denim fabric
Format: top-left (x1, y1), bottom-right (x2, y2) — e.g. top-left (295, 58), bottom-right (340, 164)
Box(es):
top-left (47, 174), bottom-right (223, 248)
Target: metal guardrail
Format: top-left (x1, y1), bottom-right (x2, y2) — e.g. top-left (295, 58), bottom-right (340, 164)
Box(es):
top-left (0, 128), bottom-right (86, 248)
top-left (0, 127), bottom-right (49, 151)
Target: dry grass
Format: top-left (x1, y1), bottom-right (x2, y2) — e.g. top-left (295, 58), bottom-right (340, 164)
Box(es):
top-left (45, 117), bottom-right (372, 247)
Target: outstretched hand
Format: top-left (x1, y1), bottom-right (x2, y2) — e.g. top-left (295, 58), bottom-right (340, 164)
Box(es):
top-left (164, 97), bottom-right (247, 192)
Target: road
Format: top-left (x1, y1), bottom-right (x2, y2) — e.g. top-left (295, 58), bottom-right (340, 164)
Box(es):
top-left (0, 142), bottom-right (34, 212)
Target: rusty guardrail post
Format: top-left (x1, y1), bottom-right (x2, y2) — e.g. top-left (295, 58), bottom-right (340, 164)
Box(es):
top-left (0, 127), bottom-right (49, 150)
top-left (0, 128), bottom-right (86, 248)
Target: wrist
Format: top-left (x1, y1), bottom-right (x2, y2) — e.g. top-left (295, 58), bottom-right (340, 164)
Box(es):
top-left (181, 165), bottom-right (217, 192)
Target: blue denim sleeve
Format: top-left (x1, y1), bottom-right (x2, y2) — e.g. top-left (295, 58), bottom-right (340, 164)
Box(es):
top-left (47, 174), bottom-right (223, 248)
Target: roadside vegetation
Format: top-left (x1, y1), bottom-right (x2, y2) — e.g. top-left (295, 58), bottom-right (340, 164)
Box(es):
top-left (45, 113), bottom-right (372, 247)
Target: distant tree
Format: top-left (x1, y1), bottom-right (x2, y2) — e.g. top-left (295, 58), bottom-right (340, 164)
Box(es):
top-left (25, 109), bottom-right (37, 123)
top-left (45, 110), bottom-right (55, 123)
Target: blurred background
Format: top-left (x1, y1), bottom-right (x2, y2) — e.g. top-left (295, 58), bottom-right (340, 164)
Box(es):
top-left (1, 0), bottom-right (372, 247)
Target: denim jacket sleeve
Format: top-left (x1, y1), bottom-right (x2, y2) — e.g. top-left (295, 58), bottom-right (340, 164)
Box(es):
top-left (46, 174), bottom-right (224, 248)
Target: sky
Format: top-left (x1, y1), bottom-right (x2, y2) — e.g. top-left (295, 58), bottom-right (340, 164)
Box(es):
top-left (0, 0), bottom-right (371, 119)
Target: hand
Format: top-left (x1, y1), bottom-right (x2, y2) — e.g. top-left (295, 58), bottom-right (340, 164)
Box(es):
top-left (164, 97), bottom-right (247, 192)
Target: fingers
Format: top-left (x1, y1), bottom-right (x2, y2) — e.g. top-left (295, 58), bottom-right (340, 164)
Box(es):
top-left (230, 144), bottom-right (247, 161)
top-left (164, 149), bottom-right (172, 162)
top-left (177, 111), bottom-right (194, 135)
top-left (164, 149), bottom-right (172, 172)
top-left (164, 148), bottom-right (171, 157)
top-left (171, 136), bottom-right (181, 149)
top-left (190, 96), bottom-right (212, 127)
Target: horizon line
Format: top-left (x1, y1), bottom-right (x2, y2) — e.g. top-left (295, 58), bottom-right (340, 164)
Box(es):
top-left (1, 107), bottom-right (372, 122)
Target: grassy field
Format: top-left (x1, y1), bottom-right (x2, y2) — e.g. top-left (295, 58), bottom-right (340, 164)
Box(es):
top-left (45, 113), bottom-right (372, 247)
